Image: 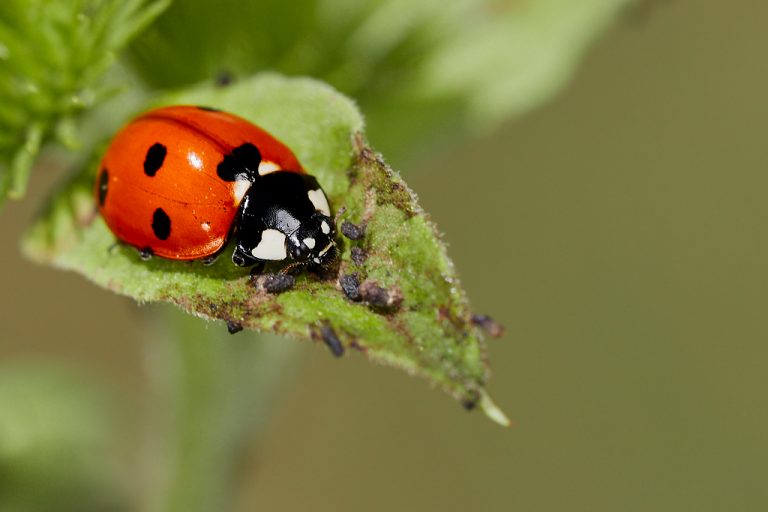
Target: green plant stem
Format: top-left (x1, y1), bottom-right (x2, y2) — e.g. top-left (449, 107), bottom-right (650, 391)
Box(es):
top-left (140, 305), bottom-right (300, 512)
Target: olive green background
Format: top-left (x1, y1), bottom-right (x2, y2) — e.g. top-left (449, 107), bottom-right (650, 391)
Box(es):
top-left (2, 0), bottom-right (766, 510)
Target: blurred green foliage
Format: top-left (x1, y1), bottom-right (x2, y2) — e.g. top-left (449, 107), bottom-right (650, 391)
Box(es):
top-left (0, 0), bottom-right (169, 204)
top-left (0, 365), bottom-right (125, 512)
top-left (142, 307), bottom-right (300, 512)
top-left (129, 0), bottom-right (633, 159)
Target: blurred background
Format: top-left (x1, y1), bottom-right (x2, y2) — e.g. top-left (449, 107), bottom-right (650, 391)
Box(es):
top-left (1, 0), bottom-right (767, 511)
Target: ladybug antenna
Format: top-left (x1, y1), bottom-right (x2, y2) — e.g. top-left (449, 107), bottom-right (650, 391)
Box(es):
top-left (279, 261), bottom-right (305, 276)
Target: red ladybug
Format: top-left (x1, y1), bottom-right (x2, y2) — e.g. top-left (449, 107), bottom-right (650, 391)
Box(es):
top-left (96, 105), bottom-right (336, 267)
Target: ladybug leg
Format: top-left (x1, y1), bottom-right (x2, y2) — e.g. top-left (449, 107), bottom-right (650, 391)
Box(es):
top-left (232, 245), bottom-right (259, 267)
top-left (279, 261), bottom-right (305, 276)
top-left (138, 247), bottom-right (154, 261)
top-left (201, 253), bottom-right (220, 266)
top-left (248, 261), bottom-right (266, 276)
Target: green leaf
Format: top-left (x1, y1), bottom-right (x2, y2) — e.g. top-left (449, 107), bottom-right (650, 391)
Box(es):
top-left (23, 74), bottom-right (508, 425)
top-left (0, 0), bottom-right (169, 205)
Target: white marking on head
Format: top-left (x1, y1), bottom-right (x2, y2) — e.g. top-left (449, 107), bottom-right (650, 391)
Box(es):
top-left (321, 221), bottom-right (330, 234)
top-left (307, 189), bottom-right (331, 216)
top-left (201, 222), bottom-right (211, 232)
top-left (313, 257), bottom-right (321, 264)
top-left (251, 229), bottom-right (287, 260)
top-left (187, 151), bottom-right (203, 170)
top-left (303, 237), bottom-right (316, 249)
top-left (233, 179), bottom-right (251, 205)
top-left (258, 160), bottom-right (281, 176)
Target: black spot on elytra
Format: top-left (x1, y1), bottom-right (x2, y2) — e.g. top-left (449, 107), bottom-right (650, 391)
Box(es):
top-left (144, 143), bottom-right (167, 177)
top-left (216, 143), bottom-right (261, 182)
top-left (97, 168), bottom-right (109, 206)
top-left (151, 208), bottom-right (171, 240)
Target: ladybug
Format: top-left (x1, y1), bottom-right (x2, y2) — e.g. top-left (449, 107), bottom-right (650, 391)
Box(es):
top-left (95, 105), bottom-right (337, 269)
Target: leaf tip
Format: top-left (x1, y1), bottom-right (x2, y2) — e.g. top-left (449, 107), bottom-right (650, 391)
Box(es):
top-left (479, 391), bottom-right (511, 428)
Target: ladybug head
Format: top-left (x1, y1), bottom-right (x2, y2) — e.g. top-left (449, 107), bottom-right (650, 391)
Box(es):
top-left (288, 212), bottom-right (337, 266)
